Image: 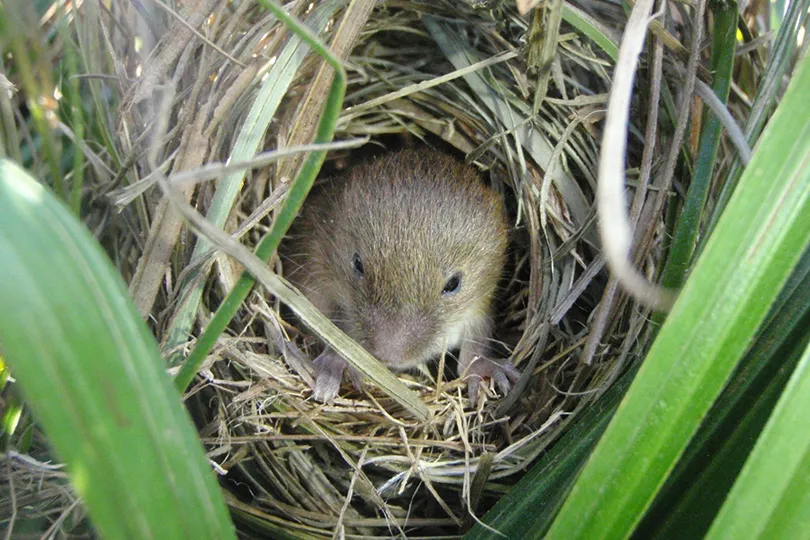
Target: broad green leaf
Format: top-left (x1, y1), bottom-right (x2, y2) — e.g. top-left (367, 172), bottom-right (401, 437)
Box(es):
top-left (637, 247), bottom-right (810, 538)
top-left (0, 159), bottom-right (235, 539)
top-left (545, 46), bottom-right (810, 539)
top-left (706, 338), bottom-right (810, 539)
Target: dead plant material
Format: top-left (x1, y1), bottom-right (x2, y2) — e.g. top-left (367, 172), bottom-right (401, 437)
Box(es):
top-left (172, 3), bottom-right (616, 535)
top-left (13, 0), bottom-right (760, 536)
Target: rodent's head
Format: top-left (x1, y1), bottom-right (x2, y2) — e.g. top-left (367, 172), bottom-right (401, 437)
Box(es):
top-left (303, 150), bottom-right (508, 368)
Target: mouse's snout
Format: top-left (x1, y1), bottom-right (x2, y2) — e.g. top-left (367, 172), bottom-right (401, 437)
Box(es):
top-left (362, 309), bottom-right (434, 368)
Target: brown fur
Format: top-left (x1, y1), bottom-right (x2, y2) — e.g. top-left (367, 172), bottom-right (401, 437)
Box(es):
top-left (286, 148), bottom-right (514, 401)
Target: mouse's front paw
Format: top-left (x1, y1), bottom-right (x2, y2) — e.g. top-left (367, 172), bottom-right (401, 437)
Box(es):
top-left (463, 357), bottom-right (520, 404)
top-left (311, 350), bottom-right (363, 403)
top-left (312, 351), bottom-right (347, 403)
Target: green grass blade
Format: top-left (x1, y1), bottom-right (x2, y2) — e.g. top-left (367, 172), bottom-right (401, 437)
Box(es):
top-left (424, 16), bottom-right (594, 236)
top-left (561, 3), bottom-right (619, 60)
top-left (166, 1), bottom-right (434, 421)
top-left (659, 3), bottom-right (737, 291)
top-left (706, 339), bottom-right (810, 539)
top-left (0, 159), bottom-right (234, 539)
top-left (173, 0), bottom-right (351, 397)
top-left (637, 247), bottom-right (810, 538)
top-left (708, 0), bottom-right (809, 236)
top-left (54, 3), bottom-right (87, 216)
top-left (164, 0), bottom-right (342, 358)
top-left (0, 3), bottom-right (63, 195)
top-left (545, 48), bottom-right (810, 539)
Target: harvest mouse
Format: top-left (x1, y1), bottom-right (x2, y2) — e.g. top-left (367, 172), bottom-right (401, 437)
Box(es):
top-left (286, 149), bottom-right (519, 403)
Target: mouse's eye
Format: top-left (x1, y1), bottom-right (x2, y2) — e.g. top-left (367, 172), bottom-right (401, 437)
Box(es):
top-left (352, 253), bottom-right (365, 277)
top-left (442, 272), bottom-right (462, 296)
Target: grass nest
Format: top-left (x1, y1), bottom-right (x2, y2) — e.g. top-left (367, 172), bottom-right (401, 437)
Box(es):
top-left (66, 0), bottom-right (706, 536)
top-left (138, 3), bottom-right (624, 536)
top-left (109, 1), bottom-right (652, 537)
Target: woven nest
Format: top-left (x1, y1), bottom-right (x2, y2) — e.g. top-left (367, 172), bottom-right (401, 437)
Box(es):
top-left (113, 0), bottom-right (654, 537)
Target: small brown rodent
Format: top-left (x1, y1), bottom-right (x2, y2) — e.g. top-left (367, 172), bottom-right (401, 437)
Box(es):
top-left (286, 149), bottom-right (518, 403)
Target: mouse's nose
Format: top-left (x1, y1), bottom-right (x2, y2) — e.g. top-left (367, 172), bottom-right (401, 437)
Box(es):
top-left (372, 332), bottom-right (408, 366)
top-left (368, 313), bottom-right (430, 368)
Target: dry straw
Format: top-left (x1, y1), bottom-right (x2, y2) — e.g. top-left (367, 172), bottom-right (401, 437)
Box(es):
top-left (96, 0), bottom-right (667, 536)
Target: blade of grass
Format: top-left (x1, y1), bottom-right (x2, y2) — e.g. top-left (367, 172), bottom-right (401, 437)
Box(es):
top-left (561, 3), bottom-right (619, 61)
top-left (176, 0), bottom-right (352, 390)
top-left (163, 0), bottom-right (342, 359)
top-left (0, 3), bottom-right (63, 195)
top-left (644, 331), bottom-right (808, 538)
top-left (636, 246), bottom-right (810, 538)
top-left (658, 3), bottom-right (737, 291)
top-left (425, 17), bottom-right (594, 238)
top-left (705, 338), bottom-right (810, 539)
top-left (229, 494), bottom-right (327, 540)
top-left (0, 159), bottom-right (235, 539)
top-left (55, 5), bottom-right (86, 216)
top-left (708, 0), bottom-right (810, 235)
top-left (528, 0), bottom-right (565, 112)
top-left (72, 0), bottom-right (121, 169)
top-left (545, 48), bottom-right (810, 539)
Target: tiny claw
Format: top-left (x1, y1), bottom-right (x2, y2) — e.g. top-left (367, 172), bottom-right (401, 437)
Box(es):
top-left (493, 369), bottom-right (511, 395)
top-left (499, 362), bottom-right (521, 394)
top-left (347, 365), bottom-right (364, 391)
top-left (312, 351), bottom-right (347, 403)
top-left (466, 374), bottom-right (484, 405)
top-left (463, 358), bottom-right (520, 404)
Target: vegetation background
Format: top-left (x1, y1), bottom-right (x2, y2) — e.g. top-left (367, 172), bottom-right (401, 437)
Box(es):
top-left (0, 0), bottom-right (808, 538)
